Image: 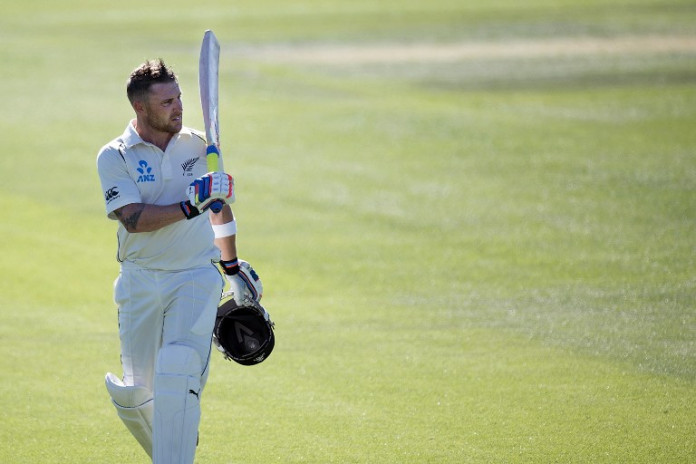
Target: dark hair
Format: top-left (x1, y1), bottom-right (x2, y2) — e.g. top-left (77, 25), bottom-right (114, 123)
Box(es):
top-left (126, 59), bottom-right (178, 104)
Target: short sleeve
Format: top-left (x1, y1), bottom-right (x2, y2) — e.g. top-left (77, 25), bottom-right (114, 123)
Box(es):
top-left (96, 144), bottom-right (142, 219)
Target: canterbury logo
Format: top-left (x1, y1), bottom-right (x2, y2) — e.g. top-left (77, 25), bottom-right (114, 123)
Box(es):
top-left (104, 187), bottom-right (119, 202)
top-left (181, 158), bottom-right (199, 176)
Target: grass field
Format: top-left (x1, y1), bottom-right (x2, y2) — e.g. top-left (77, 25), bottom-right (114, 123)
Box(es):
top-left (1, 1), bottom-right (695, 462)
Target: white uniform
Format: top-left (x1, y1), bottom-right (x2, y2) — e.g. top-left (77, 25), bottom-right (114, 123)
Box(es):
top-left (98, 120), bottom-right (222, 270)
top-left (97, 120), bottom-right (225, 462)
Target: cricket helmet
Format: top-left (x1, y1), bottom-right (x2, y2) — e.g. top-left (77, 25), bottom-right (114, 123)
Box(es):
top-left (213, 293), bottom-right (275, 366)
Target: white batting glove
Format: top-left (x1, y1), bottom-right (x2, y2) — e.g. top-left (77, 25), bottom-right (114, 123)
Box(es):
top-left (220, 258), bottom-right (263, 303)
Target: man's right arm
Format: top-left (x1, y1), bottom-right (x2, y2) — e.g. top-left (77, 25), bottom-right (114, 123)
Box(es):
top-left (113, 203), bottom-right (186, 233)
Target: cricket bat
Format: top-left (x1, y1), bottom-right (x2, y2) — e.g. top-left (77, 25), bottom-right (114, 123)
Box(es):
top-left (199, 29), bottom-right (224, 213)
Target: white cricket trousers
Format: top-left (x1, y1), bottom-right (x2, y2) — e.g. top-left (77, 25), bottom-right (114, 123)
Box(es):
top-left (114, 264), bottom-right (224, 390)
top-left (114, 264), bottom-right (224, 463)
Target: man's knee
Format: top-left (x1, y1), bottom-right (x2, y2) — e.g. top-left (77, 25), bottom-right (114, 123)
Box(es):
top-left (156, 344), bottom-right (202, 378)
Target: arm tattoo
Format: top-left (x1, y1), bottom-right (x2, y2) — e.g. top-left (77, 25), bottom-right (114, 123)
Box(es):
top-left (114, 205), bottom-right (145, 232)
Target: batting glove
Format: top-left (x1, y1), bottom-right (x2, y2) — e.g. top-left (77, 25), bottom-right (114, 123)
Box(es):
top-left (220, 258), bottom-right (263, 303)
top-left (186, 172), bottom-right (235, 214)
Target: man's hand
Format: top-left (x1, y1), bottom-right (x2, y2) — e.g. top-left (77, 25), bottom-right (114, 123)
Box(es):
top-left (181, 172), bottom-right (234, 219)
top-left (220, 258), bottom-right (263, 303)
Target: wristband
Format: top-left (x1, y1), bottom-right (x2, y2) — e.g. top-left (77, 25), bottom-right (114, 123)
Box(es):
top-left (220, 257), bottom-right (240, 275)
top-left (212, 220), bottom-right (237, 238)
top-left (180, 201), bottom-right (201, 220)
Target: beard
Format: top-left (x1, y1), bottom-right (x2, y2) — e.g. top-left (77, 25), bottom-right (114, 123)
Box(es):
top-left (145, 112), bottom-right (182, 134)
top-left (142, 102), bottom-right (183, 135)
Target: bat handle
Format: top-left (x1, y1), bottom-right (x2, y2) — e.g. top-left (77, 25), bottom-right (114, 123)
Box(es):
top-left (206, 145), bottom-right (220, 172)
top-left (205, 145), bottom-right (223, 213)
top-left (210, 200), bottom-right (224, 213)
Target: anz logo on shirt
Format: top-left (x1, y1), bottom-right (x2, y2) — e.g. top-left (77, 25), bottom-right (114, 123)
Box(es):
top-left (136, 160), bottom-right (156, 183)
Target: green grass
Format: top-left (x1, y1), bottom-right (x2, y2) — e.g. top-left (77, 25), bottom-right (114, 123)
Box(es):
top-left (1, 0), bottom-right (695, 462)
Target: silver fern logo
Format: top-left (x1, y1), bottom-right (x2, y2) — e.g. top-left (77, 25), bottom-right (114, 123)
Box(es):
top-left (181, 158), bottom-right (199, 176)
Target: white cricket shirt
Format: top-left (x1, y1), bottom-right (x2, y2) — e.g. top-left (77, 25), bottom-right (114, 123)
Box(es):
top-left (97, 120), bottom-right (223, 271)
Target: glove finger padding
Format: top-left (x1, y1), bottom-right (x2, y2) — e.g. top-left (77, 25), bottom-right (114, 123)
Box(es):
top-left (213, 294), bottom-right (275, 366)
top-left (187, 172), bottom-right (235, 212)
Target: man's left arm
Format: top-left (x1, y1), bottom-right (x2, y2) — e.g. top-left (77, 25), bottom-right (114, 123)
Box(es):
top-left (211, 205), bottom-right (263, 302)
top-left (210, 204), bottom-right (237, 261)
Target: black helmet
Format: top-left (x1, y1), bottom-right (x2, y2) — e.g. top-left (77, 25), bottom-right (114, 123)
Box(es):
top-left (213, 294), bottom-right (275, 366)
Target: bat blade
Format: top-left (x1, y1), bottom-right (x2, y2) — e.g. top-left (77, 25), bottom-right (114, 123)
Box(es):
top-left (199, 29), bottom-right (221, 173)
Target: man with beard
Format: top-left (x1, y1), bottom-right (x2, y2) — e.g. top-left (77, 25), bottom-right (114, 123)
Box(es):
top-left (96, 59), bottom-right (256, 463)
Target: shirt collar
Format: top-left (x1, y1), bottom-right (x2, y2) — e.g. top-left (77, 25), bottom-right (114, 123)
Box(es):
top-left (120, 119), bottom-right (196, 149)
